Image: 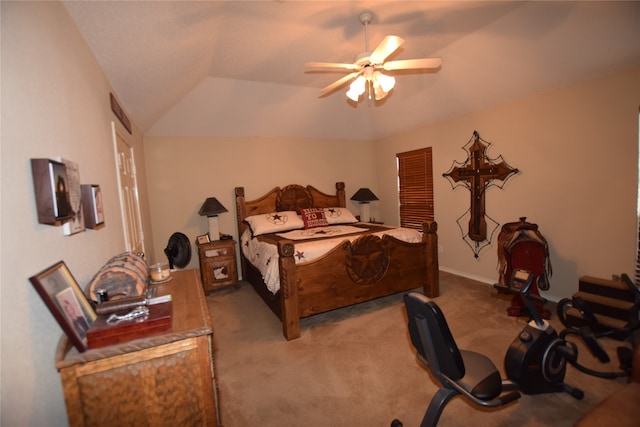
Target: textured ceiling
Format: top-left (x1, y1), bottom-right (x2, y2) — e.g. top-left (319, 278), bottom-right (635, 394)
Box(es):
top-left (63, 1), bottom-right (640, 140)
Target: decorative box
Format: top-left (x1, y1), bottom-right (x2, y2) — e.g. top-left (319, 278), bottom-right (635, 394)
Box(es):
top-left (87, 301), bottom-right (172, 349)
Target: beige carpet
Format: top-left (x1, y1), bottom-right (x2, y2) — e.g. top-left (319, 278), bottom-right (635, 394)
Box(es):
top-left (206, 272), bottom-right (630, 427)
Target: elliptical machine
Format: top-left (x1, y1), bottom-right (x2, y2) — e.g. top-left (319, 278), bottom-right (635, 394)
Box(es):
top-left (556, 273), bottom-right (639, 380)
top-left (494, 269), bottom-right (585, 399)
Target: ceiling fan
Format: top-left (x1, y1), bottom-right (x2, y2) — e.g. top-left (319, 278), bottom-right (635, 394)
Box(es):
top-left (306, 11), bottom-right (442, 102)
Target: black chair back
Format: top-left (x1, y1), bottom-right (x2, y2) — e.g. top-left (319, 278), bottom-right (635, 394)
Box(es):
top-left (404, 293), bottom-right (465, 380)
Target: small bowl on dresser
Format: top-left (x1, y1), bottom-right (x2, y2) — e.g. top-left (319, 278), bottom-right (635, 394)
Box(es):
top-left (149, 263), bottom-right (171, 282)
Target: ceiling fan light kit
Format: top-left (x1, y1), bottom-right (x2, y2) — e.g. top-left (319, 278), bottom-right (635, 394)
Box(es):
top-left (307, 11), bottom-right (441, 104)
top-left (346, 68), bottom-right (396, 102)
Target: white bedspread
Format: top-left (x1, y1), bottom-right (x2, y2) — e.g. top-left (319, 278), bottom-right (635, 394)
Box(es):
top-left (241, 225), bottom-right (423, 294)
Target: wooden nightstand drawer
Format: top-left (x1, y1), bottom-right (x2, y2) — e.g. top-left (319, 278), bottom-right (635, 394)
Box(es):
top-left (197, 239), bottom-right (239, 293)
top-left (203, 246), bottom-right (233, 258)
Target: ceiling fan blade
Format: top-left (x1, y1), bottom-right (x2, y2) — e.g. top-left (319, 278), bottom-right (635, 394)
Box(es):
top-left (319, 70), bottom-right (363, 96)
top-left (369, 35), bottom-right (405, 64)
top-left (382, 58), bottom-right (442, 71)
top-left (306, 62), bottom-right (361, 71)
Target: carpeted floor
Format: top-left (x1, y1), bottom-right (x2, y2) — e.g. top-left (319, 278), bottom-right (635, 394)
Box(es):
top-left (206, 272), bottom-right (630, 427)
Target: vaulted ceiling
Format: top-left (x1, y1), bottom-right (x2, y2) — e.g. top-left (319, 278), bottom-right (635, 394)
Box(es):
top-left (63, 1), bottom-right (640, 140)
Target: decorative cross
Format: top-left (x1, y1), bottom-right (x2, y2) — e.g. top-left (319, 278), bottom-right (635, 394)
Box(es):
top-left (443, 131), bottom-right (518, 242)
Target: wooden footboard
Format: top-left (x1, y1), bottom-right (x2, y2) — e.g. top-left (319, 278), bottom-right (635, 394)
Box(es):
top-left (277, 221), bottom-right (438, 340)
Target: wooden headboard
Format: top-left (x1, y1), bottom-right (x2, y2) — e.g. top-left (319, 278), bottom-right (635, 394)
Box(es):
top-left (234, 182), bottom-right (346, 236)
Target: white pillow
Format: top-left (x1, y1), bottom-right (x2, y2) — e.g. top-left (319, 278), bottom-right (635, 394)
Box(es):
top-left (323, 207), bottom-right (358, 225)
top-left (245, 211), bottom-right (305, 236)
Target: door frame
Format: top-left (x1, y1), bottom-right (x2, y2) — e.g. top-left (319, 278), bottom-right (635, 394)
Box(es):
top-left (111, 121), bottom-right (145, 256)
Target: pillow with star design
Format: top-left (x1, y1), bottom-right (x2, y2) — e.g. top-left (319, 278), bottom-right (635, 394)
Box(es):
top-left (244, 211), bottom-right (305, 236)
top-left (323, 207), bottom-right (358, 225)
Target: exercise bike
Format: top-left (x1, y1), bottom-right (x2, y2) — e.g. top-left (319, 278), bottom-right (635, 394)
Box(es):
top-left (494, 269), bottom-right (585, 399)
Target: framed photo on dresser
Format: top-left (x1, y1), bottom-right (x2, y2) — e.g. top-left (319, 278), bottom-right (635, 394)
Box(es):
top-left (29, 261), bottom-right (96, 352)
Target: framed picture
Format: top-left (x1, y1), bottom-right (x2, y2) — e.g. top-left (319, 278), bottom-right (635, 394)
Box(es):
top-left (81, 184), bottom-right (105, 228)
top-left (29, 261), bottom-right (97, 352)
top-left (197, 234), bottom-right (210, 244)
top-left (58, 158), bottom-right (86, 236)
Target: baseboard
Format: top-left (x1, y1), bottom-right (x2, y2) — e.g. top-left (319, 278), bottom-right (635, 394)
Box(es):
top-left (439, 266), bottom-right (494, 285)
top-left (439, 266), bottom-right (561, 303)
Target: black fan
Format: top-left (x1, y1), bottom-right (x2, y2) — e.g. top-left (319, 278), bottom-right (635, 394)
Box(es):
top-left (164, 232), bottom-right (192, 269)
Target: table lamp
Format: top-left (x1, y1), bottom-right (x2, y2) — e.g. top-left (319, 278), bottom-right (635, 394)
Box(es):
top-left (198, 197), bottom-right (228, 241)
top-left (350, 188), bottom-right (378, 223)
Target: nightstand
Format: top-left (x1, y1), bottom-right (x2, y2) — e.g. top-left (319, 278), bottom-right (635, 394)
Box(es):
top-left (197, 239), bottom-right (239, 293)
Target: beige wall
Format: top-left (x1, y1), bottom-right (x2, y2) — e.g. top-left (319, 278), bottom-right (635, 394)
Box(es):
top-left (1, 2), bottom-right (153, 425)
top-left (375, 66), bottom-right (640, 301)
top-left (143, 136), bottom-right (378, 270)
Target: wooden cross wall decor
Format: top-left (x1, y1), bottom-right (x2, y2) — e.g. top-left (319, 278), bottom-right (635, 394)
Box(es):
top-left (443, 131), bottom-right (518, 257)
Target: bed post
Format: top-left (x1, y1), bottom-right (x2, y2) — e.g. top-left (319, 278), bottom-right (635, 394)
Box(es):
top-left (235, 187), bottom-right (249, 280)
top-left (278, 240), bottom-right (300, 340)
top-left (336, 182), bottom-right (346, 207)
top-left (423, 221), bottom-right (439, 298)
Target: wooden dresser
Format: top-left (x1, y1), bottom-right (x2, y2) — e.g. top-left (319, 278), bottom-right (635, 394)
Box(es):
top-left (55, 269), bottom-right (218, 427)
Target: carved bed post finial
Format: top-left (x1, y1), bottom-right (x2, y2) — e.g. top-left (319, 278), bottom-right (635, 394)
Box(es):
top-left (423, 221), bottom-right (439, 297)
top-left (336, 182), bottom-right (346, 208)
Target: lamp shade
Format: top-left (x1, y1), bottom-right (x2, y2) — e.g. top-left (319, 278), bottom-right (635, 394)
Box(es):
top-left (346, 76), bottom-right (367, 101)
top-left (376, 72), bottom-right (395, 92)
top-left (198, 197), bottom-right (228, 217)
top-left (350, 188), bottom-right (379, 203)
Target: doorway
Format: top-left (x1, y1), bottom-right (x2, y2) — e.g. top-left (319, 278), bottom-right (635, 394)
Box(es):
top-left (112, 122), bottom-right (145, 257)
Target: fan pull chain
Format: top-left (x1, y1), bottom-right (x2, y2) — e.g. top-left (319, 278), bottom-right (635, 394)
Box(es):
top-left (364, 18), bottom-right (369, 51)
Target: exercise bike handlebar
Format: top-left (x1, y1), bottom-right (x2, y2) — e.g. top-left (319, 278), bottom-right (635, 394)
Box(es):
top-left (493, 282), bottom-right (547, 328)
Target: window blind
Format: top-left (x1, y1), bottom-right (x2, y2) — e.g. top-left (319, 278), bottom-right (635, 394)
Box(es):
top-left (397, 147), bottom-right (434, 230)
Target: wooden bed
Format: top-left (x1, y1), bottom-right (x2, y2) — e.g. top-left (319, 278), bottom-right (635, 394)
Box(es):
top-left (235, 182), bottom-right (439, 340)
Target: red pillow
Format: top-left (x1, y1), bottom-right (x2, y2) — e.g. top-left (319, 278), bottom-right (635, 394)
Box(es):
top-left (299, 208), bottom-right (329, 229)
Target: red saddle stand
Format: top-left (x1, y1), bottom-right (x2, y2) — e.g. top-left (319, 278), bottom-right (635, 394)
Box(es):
top-left (497, 218), bottom-right (552, 319)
